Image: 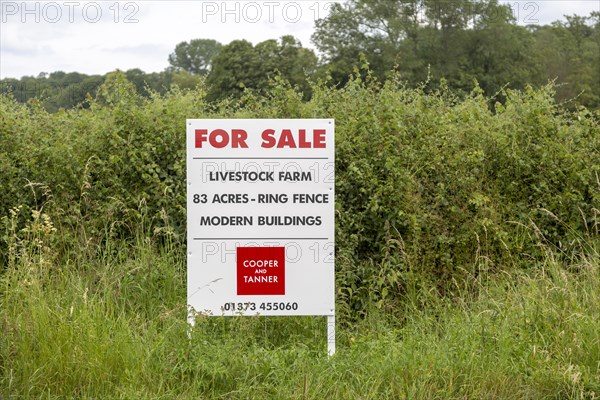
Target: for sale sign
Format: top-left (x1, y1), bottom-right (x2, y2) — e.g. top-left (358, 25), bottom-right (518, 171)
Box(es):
top-left (186, 119), bottom-right (335, 316)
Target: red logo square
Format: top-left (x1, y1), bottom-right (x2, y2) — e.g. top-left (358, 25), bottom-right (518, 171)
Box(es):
top-left (237, 247), bottom-right (285, 295)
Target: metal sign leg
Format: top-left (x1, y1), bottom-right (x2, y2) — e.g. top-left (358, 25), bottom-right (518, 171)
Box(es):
top-left (187, 307), bottom-right (195, 340)
top-left (327, 314), bottom-right (336, 356)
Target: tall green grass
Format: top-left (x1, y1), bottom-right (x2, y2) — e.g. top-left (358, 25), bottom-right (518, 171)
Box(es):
top-left (1, 212), bottom-right (598, 399)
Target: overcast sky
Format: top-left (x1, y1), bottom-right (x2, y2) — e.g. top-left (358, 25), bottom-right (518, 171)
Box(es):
top-left (1, 0), bottom-right (599, 79)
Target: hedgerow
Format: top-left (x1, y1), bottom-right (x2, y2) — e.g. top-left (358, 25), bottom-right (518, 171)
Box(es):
top-left (1, 70), bottom-right (598, 318)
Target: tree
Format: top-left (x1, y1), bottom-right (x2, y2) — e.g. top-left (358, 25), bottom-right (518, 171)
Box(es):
top-left (170, 70), bottom-right (204, 91)
top-left (125, 69), bottom-right (174, 96)
top-left (206, 36), bottom-right (317, 102)
top-left (168, 39), bottom-right (223, 75)
top-left (531, 14), bottom-right (600, 108)
top-left (312, 0), bottom-right (547, 97)
top-left (460, 2), bottom-right (539, 95)
top-left (312, 0), bottom-right (422, 85)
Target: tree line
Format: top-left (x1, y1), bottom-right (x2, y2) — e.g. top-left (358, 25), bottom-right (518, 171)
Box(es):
top-left (1, 0), bottom-right (599, 111)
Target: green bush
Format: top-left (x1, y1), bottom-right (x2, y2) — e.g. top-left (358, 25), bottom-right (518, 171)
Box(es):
top-left (1, 71), bottom-right (598, 317)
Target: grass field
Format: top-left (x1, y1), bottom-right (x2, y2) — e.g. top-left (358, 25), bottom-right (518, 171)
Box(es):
top-left (1, 223), bottom-right (598, 399)
top-left (1, 78), bottom-right (599, 399)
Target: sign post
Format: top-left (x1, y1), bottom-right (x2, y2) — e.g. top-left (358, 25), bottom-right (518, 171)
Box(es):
top-left (186, 119), bottom-right (335, 354)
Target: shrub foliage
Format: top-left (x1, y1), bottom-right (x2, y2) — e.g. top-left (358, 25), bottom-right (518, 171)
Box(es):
top-left (1, 71), bottom-right (598, 317)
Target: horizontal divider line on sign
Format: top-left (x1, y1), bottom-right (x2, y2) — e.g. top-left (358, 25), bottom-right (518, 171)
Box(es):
top-left (193, 238), bottom-right (330, 241)
top-left (193, 157), bottom-right (331, 160)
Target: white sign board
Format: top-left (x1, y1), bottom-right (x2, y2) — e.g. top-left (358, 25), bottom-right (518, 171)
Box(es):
top-left (186, 119), bottom-right (335, 317)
